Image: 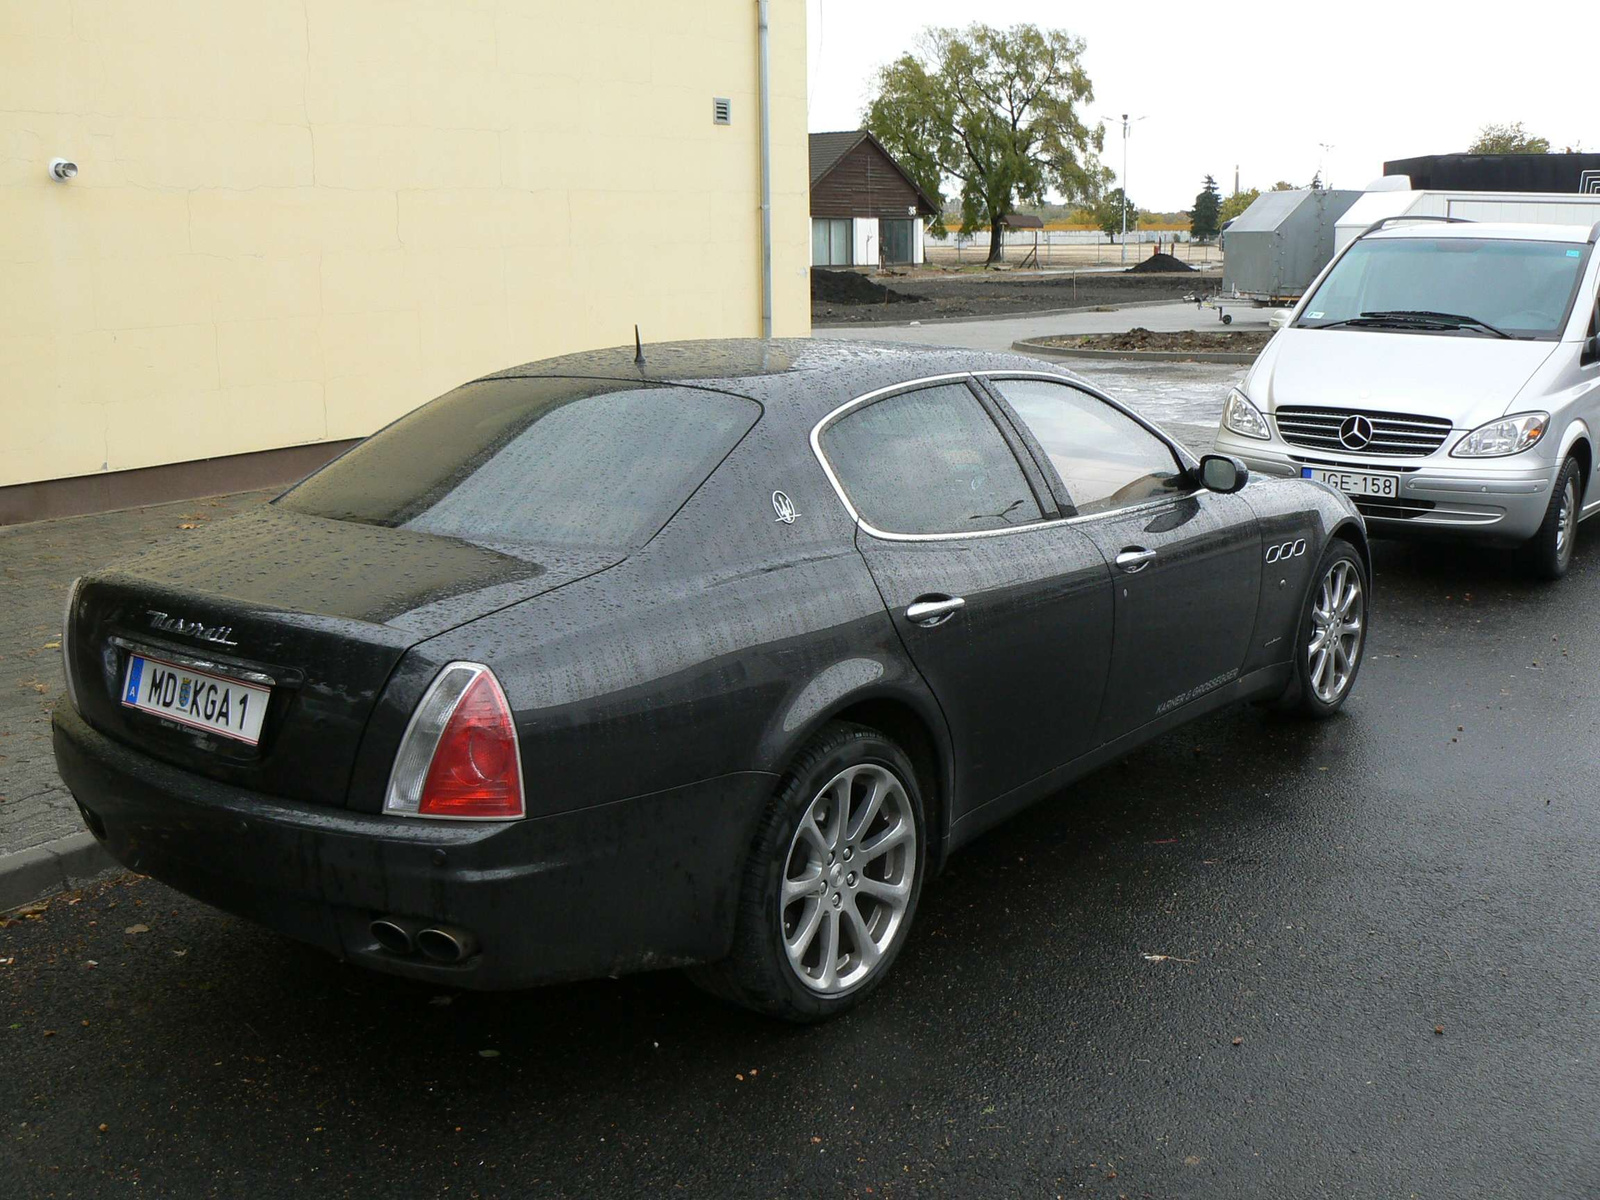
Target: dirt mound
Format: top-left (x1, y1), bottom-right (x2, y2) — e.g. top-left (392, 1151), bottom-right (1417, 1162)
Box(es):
top-left (1126, 252), bottom-right (1196, 274)
top-left (810, 268), bottom-right (911, 306)
top-left (1038, 327), bottom-right (1270, 354)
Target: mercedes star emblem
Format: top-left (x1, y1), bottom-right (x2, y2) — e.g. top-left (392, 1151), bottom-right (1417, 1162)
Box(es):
top-left (1338, 414), bottom-right (1375, 450)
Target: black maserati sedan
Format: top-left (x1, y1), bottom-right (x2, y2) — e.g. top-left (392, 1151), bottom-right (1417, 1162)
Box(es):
top-left (53, 339), bottom-right (1369, 1021)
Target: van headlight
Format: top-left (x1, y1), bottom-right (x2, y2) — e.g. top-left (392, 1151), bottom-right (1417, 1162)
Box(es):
top-left (1222, 388), bottom-right (1271, 440)
top-left (1450, 412), bottom-right (1548, 458)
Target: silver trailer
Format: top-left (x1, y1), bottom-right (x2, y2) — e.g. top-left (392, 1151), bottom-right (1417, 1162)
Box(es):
top-left (1211, 188), bottom-right (1362, 322)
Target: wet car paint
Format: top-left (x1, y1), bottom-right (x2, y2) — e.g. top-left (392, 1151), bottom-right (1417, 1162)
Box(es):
top-left (53, 339), bottom-right (1367, 989)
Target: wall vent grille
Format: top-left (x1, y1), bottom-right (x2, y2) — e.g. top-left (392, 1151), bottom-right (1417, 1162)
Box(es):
top-left (712, 97), bottom-right (732, 126)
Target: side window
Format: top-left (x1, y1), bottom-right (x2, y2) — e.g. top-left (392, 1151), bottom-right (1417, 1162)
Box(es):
top-left (821, 383), bottom-right (1043, 535)
top-left (990, 378), bottom-right (1188, 517)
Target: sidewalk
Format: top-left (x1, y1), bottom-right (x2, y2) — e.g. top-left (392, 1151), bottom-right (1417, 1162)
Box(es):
top-left (0, 489), bottom-right (272, 905)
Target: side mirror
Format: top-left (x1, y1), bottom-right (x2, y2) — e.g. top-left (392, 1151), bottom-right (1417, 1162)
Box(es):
top-left (1199, 454), bottom-right (1249, 494)
top-left (1583, 333), bottom-right (1600, 367)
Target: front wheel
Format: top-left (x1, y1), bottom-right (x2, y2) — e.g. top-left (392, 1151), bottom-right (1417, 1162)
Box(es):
top-left (687, 723), bottom-right (926, 1022)
top-left (1523, 457), bottom-right (1582, 581)
top-left (1282, 541), bottom-right (1368, 718)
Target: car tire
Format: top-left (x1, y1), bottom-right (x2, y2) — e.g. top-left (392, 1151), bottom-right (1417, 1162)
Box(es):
top-left (1280, 540), bottom-right (1368, 718)
top-left (1523, 456), bottom-right (1582, 581)
top-left (688, 722), bottom-right (926, 1022)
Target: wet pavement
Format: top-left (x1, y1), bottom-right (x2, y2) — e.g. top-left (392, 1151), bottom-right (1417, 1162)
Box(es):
top-left (822, 306), bottom-right (1254, 452)
top-left (4, 535), bottom-right (1598, 1198)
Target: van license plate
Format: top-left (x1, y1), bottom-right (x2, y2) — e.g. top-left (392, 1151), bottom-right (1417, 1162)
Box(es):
top-left (121, 654), bottom-right (270, 745)
top-left (1301, 467), bottom-right (1400, 498)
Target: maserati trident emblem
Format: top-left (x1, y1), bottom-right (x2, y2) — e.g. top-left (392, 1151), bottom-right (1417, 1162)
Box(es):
top-left (1338, 414), bottom-right (1375, 450)
top-left (772, 490), bottom-right (799, 524)
top-left (147, 610), bottom-right (238, 647)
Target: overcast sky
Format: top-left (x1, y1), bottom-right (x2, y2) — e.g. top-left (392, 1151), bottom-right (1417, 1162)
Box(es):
top-left (805, 0), bottom-right (1596, 212)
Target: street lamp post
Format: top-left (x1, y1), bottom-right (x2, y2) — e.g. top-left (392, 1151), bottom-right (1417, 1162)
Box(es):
top-left (1119, 114), bottom-right (1129, 264)
top-left (1103, 113), bottom-right (1147, 265)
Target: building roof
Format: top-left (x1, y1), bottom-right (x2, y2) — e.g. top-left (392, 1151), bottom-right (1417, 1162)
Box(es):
top-left (1384, 152), bottom-right (1600, 194)
top-left (808, 130), bottom-right (939, 216)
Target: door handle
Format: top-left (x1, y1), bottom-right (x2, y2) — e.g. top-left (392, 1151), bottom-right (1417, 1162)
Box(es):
top-left (1115, 547), bottom-right (1158, 573)
top-left (905, 596), bottom-right (966, 627)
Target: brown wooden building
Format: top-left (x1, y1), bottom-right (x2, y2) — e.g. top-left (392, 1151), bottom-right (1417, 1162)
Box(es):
top-left (809, 130), bottom-right (938, 267)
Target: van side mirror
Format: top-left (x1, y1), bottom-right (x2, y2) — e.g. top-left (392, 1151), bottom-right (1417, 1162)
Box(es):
top-left (1584, 333), bottom-right (1600, 367)
top-left (1199, 454), bottom-right (1249, 494)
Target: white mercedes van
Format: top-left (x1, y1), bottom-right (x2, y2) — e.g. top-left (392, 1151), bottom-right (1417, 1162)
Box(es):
top-left (1214, 218), bottom-right (1600, 578)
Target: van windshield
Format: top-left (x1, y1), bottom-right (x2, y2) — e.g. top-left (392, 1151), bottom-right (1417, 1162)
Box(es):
top-left (1296, 237), bottom-right (1588, 340)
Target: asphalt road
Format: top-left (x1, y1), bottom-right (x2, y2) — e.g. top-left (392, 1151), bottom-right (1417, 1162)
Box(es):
top-left (5, 535), bottom-right (1599, 1198)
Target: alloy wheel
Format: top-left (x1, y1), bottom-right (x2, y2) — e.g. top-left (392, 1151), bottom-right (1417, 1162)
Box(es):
top-left (1308, 559), bottom-right (1364, 705)
top-left (780, 763), bottom-right (916, 993)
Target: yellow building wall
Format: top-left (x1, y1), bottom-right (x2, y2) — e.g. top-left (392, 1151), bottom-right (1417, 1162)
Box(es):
top-left (0, 0), bottom-right (810, 490)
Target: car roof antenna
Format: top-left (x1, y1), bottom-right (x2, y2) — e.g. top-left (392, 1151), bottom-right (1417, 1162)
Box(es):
top-left (634, 324), bottom-right (645, 366)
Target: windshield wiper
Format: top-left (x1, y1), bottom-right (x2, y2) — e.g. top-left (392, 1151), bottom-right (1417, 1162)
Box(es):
top-left (1362, 310), bottom-right (1514, 338)
top-left (1311, 310), bottom-right (1514, 338)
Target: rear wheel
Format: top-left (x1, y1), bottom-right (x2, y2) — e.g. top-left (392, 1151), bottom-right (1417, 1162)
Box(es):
top-left (1281, 541), bottom-right (1367, 718)
top-left (688, 723), bottom-right (925, 1022)
top-left (1524, 457), bottom-right (1581, 581)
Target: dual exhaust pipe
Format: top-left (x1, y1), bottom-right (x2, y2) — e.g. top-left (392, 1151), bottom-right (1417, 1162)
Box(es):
top-left (370, 917), bottom-right (478, 964)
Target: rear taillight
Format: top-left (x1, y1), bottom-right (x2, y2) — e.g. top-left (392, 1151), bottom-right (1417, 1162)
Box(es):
top-left (61, 577), bottom-right (82, 714)
top-left (384, 662), bottom-right (524, 821)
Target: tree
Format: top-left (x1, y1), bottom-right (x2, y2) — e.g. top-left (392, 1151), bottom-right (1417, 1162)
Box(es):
top-left (1190, 175), bottom-right (1221, 241)
top-left (1219, 187), bottom-right (1259, 224)
top-left (1469, 122), bottom-right (1551, 154)
top-left (865, 23), bottom-right (1109, 264)
top-left (1094, 189), bottom-right (1139, 242)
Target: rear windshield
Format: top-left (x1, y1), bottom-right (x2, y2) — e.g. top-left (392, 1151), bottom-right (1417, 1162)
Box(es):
top-left (278, 378), bottom-right (759, 552)
top-left (1296, 236), bottom-right (1589, 339)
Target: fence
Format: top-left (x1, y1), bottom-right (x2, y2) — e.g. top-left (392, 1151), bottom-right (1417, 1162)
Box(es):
top-left (922, 228), bottom-right (1221, 269)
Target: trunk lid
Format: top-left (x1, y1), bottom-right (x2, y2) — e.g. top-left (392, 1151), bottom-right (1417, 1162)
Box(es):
top-left (67, 505), bottom-right (618, 807)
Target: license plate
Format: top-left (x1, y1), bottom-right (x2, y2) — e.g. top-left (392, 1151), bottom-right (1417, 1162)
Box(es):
top-left (1301, 467), bottom-right (1400, 498)
top-left (121, 654), bottom-right (270, 745)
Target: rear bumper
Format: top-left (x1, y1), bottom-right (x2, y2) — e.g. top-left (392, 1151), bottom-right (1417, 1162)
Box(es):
top-left (52, 703), bottom-right (772, 990)
top-left (1213, 429), bottom-right (1555, 545)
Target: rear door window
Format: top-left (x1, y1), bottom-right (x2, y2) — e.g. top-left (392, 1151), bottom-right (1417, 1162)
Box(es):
top-left (989, 377), bottom-right (1189, 516)
top-left (279, 378), bottom-right (759, 552)
top-left (820, 383), bottom-right (1043, 535)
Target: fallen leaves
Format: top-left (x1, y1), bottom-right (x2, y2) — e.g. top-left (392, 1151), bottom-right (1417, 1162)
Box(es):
top-left (123, 924), bottom-right (149, 935)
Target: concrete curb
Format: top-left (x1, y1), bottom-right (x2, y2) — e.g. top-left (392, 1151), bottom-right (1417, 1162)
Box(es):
top-left (0, 830), bottom-right (119, 913)
top-left (1012, 337), bottom-right (1260, 365)
top-left (813, 297), bottom-right (1196, 331)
